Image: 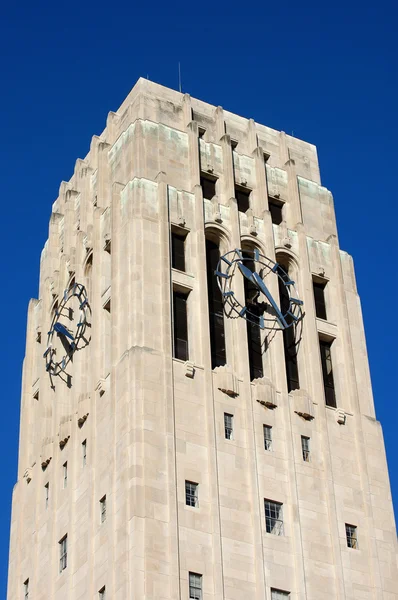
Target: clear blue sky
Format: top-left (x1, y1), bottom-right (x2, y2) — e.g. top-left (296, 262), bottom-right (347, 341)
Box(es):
top-left (0, 0), bottom-right (396, 594)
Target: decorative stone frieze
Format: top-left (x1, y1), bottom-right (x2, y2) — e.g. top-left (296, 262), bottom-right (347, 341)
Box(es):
top-left (184, 360), bottom-right (195, 378)
top-left (290, 389), bottom-right (315, 420)
top-left (252, 377), bottom-right (278, 408)
top-left (336, 407), bottom-right (346, 425)
top-left (214, 365), bottom-right (239, 397)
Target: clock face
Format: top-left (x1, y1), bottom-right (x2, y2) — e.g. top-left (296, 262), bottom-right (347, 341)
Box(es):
top-left (216, 248), bottom-right (303, 331)
top-left (43, 283), bottom-right (91, 378)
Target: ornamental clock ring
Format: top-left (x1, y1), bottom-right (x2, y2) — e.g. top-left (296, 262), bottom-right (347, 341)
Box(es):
top-left (43, 283), bottom-right (91, 376)
top-left (216, 248), bottom-right (304, 331)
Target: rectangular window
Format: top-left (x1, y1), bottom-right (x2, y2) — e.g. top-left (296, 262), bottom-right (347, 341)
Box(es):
top-left (173, 291), bottom-right (189, 361)
top-left (319, 338), bottom-right (336, 407)
top-left (264, 500), bottom-right (284, 536)
top-left (189, 572), bottom-right (202, 600)
top-left (313, 280), bottom-right (327, 320)
top-left (100, 495), bottom-right (107, 523)
top-left (99, 586), bottom-right (106, 599)
top-left (200, 173), bottom-right (217, 200)
top-left (185, 481), bottom-right (198, 507)
top-left (271, 589), bottom-right (290, 599)
top-left (345, 524), bottom-right (358, 549)
top-left (206, 239), bottom-right (226, 369)
top-left (269, 199), bottom-right (284, 225)
top-left (59, 534), bottom-right (68, 572)
top-left (63, 462), bottom-right (68, 488)
top-left (301, 436), bottom-right (310, 462)
top-left (82, 439), bottom-right (87, 467)
top-left (45, 482), bottom-right (49, 509)
top-left (224, 413), bottom-right (233, 440)
top-left (24, 579), bottom-right (29, 600)
top-left (263, 425), bottom-right (272, 451)
top-left (171, 231), bottom-right (186, 272)
top-left (235, 186), bottom-right (251, 213)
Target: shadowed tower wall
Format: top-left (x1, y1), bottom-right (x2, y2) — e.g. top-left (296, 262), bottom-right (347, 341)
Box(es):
top-left (7, 79), bottom-right (397, 600)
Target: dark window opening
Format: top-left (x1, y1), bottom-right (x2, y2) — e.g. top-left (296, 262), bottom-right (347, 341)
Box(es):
top-left (243, 251), bottom-right (264, 380)
top-left (319, 338), bottom-right (336, 407)
top-left (206, 240), bottom-right (226, 369)
top-left (235, 186), bottom-right (251, 213)
top-left (313, 280), bottom-right (327, 320)
top-left (345, 524), bottom-right (358, 549)
top-left (200, 173), bottom-right (217, 200)
top-left (171, 232), bottom-right (186, 272)
top-left (278, 265), bottom-right (300, 392)
top-left (173, 291), bottom-right (189, 361)
top-left (198, 127), bottom-right (206, 139)
top-left (231, 139), bottom-right (238, 150)
top-left (269, 199), bottom-right (283, 225)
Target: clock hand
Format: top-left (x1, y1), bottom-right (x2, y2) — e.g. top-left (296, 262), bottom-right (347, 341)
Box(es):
top-left (53, 322), bottom-right (75, 341)
top-left (251, 272), bottom-right (288, 329)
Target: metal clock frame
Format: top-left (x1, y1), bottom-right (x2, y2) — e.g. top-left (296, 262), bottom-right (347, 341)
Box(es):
top-left (43, 282), bottom-right (91, 376)
top-left (216, 248), bottom-right (303, 331)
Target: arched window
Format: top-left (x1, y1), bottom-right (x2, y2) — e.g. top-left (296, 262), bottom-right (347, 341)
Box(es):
top-left (242, 249), bottom-right (265, 380)
top-left (277, 259), bottom-right (300, 392)
top-left (206, 238), bottom-right (226, 368)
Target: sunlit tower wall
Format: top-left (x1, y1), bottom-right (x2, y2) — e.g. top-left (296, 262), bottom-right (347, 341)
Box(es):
top-left (7, 79), bottom-right (397, 600)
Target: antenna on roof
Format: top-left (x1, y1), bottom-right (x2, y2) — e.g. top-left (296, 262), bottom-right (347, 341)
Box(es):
top-left (178, 62), bottom-right (182, 93)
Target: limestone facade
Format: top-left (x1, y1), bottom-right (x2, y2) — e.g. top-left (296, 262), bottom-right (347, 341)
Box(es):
top-left (7, 79), bottom-right (397, 599)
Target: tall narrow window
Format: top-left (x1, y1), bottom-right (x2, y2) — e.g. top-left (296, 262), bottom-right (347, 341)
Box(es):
top-left (63, 462), bottom-right (68, 489)
top-left (271, 589), bottom-right (290, 599)
top-left (235, 186), bottom-right (251, 213)
top-left (82, 440), bottom-right (87, 467)
top-left (278, 264), bottom-right (299, 392)
top-left (224, 413), bottom-right (233, 440)
top-left (45, 483), bottom-right (49, 509)
top-left (269, 199), bottom-right (284, 225)
top-left (100, 495), bottom-right (107, 523)
top-left (99, 586), bottom-right (106, 600)
top-left (264, 500), bottom-right (284, 536)
top-left (173, 291), bottom-right (189, 361)
top-left (263, 425), bottom-right (272, 451)
top-left (243, 250), bottom-right (264, 381)
top-left (185, 481), bottom-right (199, 507)
top-left (206, 239), bottom-right (226, 368)
top-left (313, 279), bottom-right (327, 320)
top-left (345, 524), bottom-right (358, 549)
top-left (24, 579), bottom-right (29, 599)
top-left (171, 231), bottom-right (186, 272)
top-left (189, 572), bottom-right (202, 600)
top-left (59, 535), bottom-right (68, 572)
top-left (319, 339), bottom-right (336, 407)
top-left (200, 173), bottom-right (217, 200)
top-left (301, 436), bottom-right (310, 462)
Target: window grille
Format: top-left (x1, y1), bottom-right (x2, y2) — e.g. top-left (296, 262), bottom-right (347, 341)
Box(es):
top-left (189, 572), bottom-right (202, 600)
top-left (319, 339), bottom-right (336, 407)
top-left (345, 524), bottom-right (358, 549)
top-left (185, 481), bottom-right (198, 507)
top-left (82, 440), bottom-right (87, 467)
top-left (100, 496), bottom-right (107, 523)
top-left (173, 291), bottom-right (189, 361)
top-left (45, 483), bottom-right (49, 509)
top-left (99, 586), bottom-right (106, 599)
top-left (271, 588), bottom-right (290, 599)
top-left (171, 232), bottom-right (186, 272)
top-left (224, 413), bottom-right (233, 440)
top-left (59, 535), bottom-right (68, 572)
top-left (313, 280), bottom-right (327, 320)
top-left (301, 436), bottom-right (310, 462)
top-left (263, 425), bottom-right (272, 451)
top-left (264, 500), bottom-right (284, 536)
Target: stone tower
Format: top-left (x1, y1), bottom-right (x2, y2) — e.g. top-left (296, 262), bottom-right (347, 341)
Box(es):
top-left (7, 79), bottom-right (397, 600)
